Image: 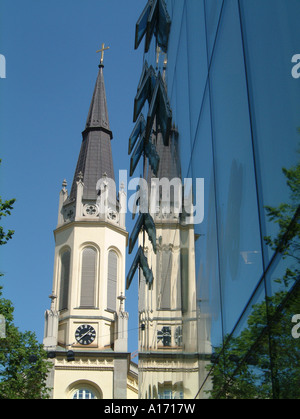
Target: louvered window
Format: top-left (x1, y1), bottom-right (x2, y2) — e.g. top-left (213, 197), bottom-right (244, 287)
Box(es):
top-left (139, 270), bottom-right (146, 313)
top-left (107, 251), bottom-right (118, 311)
top-left (80, 247), bottom-right (96, 308)
top-left (157, 249), bottom-right (172, 309)
top-left (59, 250), bottom-right (70, 311)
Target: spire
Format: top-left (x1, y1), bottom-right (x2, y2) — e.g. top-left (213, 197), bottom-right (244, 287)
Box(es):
top-left (68, 59), bottom-right (115, 203)
top-left (85, 64), bottom-right (112, 137)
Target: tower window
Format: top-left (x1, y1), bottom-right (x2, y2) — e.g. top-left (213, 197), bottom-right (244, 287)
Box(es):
top-left (80, 247), bottom-right (97, 308)
top-left (107, 251), bottom-right (118, 311)
top-left (59, 250), bottom-right (71, 311)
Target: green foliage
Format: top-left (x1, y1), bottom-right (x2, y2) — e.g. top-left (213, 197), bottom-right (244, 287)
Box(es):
top-left (0, 287), bottom-right (52, 399)
top-left (0, 160), bottom-right (15, 249)
top-left (264, 159), bottom-right (300, 286)
top-left (208, 287), bottom-right (300, 399)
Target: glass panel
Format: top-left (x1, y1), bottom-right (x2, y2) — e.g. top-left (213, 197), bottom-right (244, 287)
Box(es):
top-left (130, 132), bottom-right (159, 177)
top-left (127, 247), bottom-right (153, 289)
top-left (145, 0), bottom-right (158, 53)
top-left (129, 214), bottom-right (144, 255)
top-left (145, 140), bottom-right (160, 177)
top-left (134, 64), bottom-right (156, 122)
top-left (135, 0), bottom-right (154, 50)
top-left (132, 0), bottom-right (300, 401)
top-left (156, 0), bottom-right (171, 52)
top-left (239, 0), bottom-right (300, 264)
top-left (139, 247), bottom-right (154, 285)
top-left (130, 134), bottom-right (144, 177)
top-left (146, 75), bottom-right (172, 147)
top-left (129, 214), bottom-right (156, 255)
top-left (208, 0), bottom-right (263, 335)
top-left (128, 114), bottom-right (146, 154)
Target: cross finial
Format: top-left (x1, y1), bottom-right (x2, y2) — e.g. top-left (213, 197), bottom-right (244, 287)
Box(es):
top-left (96, 43), bottom-right (110, 66)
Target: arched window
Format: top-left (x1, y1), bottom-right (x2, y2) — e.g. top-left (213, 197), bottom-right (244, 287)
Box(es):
top-left (68, 382), bottom-right (102, 399)
top-left (59, 250), bottom-right (71, 311)
top-left (80, 247), bottom-right (97, 308)
top-left (72, 389), bottom-right (96, 399)
top-left (107, 251), bottom-right (118, 311)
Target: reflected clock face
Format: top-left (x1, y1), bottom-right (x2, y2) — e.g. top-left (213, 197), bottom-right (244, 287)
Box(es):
top-left (75, 325), bottom-right (96, 346)
top-left (157, 326), bottom-right (171, 347)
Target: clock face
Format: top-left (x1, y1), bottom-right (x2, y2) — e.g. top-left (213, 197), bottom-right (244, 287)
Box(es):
top-left (75, 325), bottom-right (96, 346)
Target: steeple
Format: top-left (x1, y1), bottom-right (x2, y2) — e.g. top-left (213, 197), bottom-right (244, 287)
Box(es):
top-left (85, 63), bottom-right (112, 135)
top-left (68, 61), bottom-right (115, 203)
top-left (43, 47), bottom-right (137, 400)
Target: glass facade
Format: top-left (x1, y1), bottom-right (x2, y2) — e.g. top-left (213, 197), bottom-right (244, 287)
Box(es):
top-left (130, 0), bottom-right (300, 399)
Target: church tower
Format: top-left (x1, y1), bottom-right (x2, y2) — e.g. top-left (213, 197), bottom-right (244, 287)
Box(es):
top-left (43, 52), bottom-right (138, 399)
top-left (127, 57), bottom-right (211, 399)
top-left (136, 128), bottom-right (201, 399)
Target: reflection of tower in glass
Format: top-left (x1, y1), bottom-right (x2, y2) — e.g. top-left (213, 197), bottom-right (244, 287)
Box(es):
top-left (137, 121), bottom-right (211, 399)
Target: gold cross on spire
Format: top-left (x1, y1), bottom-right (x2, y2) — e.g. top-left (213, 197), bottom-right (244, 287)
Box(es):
top-left (96, 43), bottom-right (110, 65)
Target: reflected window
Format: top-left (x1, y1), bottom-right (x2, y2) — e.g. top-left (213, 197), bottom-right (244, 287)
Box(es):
top-left (158, 383), bottom-right (184, 399)
top-left (157, 250), bottom-right (172, 309)
top-left (175, 326), bottom-right (182, 347)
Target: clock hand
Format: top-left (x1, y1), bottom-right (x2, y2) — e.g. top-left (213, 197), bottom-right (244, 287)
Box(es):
top-left (80, 327), bottom-right (94, 339)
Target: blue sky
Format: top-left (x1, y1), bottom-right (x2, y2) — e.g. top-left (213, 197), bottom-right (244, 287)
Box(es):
top-left (0, 0), bottom-right (144, 354)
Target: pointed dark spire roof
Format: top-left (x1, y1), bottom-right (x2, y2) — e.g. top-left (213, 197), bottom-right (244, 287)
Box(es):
top-left (85, 64), bottom-right (112, 137)
top-left (68, 63), bottom-right (115, 203)
top-left (148, 127), bottom-right (181, 182)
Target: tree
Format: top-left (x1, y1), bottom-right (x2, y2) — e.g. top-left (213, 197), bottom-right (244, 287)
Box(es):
top-left (0, 289), bottom-right (52, 399)
top-left (0, 160), bottom-right (15, 249)
top-left (208, 286), bottom-right (300, 399)
top-left (0, 164), bottom-right (52, 398)
top-left (207, 155), bottom-right (300, 399)
top-left (264, 157), bottom-right (300, 286)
